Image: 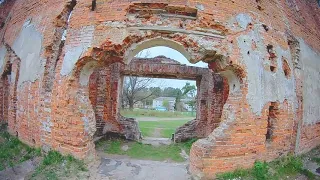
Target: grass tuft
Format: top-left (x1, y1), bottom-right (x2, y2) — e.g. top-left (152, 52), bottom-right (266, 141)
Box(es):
top-left (31, 151), bottom-right (87, 180)
top-left (0, 131), bottom-right (40, 171)
top-left (311, 157), bottom-right (320, 165)
top-left (217, 154), bottom-right (318, 180)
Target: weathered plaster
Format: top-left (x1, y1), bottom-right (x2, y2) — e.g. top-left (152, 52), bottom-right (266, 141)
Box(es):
top-left (237, 25), bottom-right (296, 115)
top-left (300, 40), bottom-right (320, 125)
top-left (79, 61), bottom-right (97, 86)
top-left (0, 46), bottom-right (6, 74)
top-left (60, 25), bottom-right (94, 76)
top-left (60, 45), bottom-right (87, 76)
top-left (227, 13), bottom-right (252, 31)
top-left (12, 24), bottom-right (44, 86)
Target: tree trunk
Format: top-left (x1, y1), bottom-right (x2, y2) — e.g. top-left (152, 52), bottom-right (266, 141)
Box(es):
top-left (129, 99), bottom-right (134, 111)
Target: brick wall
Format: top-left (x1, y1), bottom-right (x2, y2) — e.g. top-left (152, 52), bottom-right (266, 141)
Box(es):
top-left (0, 0), bottom-right (319, 179)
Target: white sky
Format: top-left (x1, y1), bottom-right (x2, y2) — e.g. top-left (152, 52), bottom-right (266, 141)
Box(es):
top-left (135, 46), bottom-right (207, 89)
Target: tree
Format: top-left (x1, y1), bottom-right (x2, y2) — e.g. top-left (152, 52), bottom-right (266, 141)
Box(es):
top-left (122, 76), bottom-right (154, 111)
top-left (162, 100), bottom-right (169, 110)
top-left (122, 49), bottom-right (159, 110)
top-left (174, 90), bottom-right (182, 111)
top-left (162, 87), bottom-right (182, 97)
top-left (182, 82), bottom-right (197, 115)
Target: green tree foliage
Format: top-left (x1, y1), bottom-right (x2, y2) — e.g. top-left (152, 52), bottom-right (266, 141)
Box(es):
top-left (162, 100), bottom-right (169, 110)
top-left (182, 82), bottom-right (197, 115)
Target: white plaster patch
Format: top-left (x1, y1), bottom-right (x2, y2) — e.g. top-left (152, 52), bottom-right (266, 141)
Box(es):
top-left (60, 25), bottom-right (94, 76)
top-left (220, 70), bottom-right (240, 94)
top-left (227, 13), bottom-right (253, 32)
top-left (237, 25), bottom-right (296, 115)
top-left (60, 46), bottom-right (87, 76)
top-left (0, 46), bottom-right (6, 75)
top-left (12, 24), bottom-right (44, 86)
top-left (79, 61), bottom-right (97, 86)
top-left (236, 13), bottom-right (252, 29)
top-left (300, 40), bottom-right (320, 125)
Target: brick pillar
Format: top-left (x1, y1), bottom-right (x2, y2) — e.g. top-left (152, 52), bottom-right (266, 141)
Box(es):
top-left (8, 59), bottom-right (20, 135)
top-left (93, 63), bottom-right (122, 136)
top-left (93, 67), bottom-right (107, 136)
top-left (195, 71), bottom-right (226, 137)
top-left (0, 77), bottom-right (4, 123)
top-left (3, 75), bottom-right (9, 123)
top-left (195, 70), bottom-right (213, 137)
top-left (102, 63), bottom-right (121, 134)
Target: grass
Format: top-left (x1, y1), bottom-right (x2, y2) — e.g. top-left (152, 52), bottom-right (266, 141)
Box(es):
top-left (0, 126), bottom-right (88, 179)
top-left (311, 157), bottom-right (320, 165)
top-left (96, 139), bottom-right (197, 162)
top-left (31, 151), bottom-right (88, 180)
top-left (217, 154), bottom-right (317, 180)
top-left (0, 131), bottom-right (41, 171)
top-left (121, 109), bottom-right (195, 118)
top-left (139, 120), bottom-right (189, 138)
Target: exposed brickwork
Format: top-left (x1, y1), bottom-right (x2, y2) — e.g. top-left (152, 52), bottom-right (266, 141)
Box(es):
top-left (0, 0), bottom-right (320, 179)
top-left (87, 56), bottom-right (224, 141)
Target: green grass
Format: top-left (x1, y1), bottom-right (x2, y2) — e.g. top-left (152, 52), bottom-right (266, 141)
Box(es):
top-left (96, 139), bottom-right (198, 162)
top-left (139, 127), bottom-right (154, 137)
top-left (311, 157), bottom-right (320, 165)
top-left (31, 151), bottom-right (87, 180)
top-left (139, 120), bottom-right (189, 138)
top-left (217, 154), bottom-right (316, 180)
top-left (0, 131), bottom-right (41, 171)
top-left (121, 109), bottom-right (195, 118)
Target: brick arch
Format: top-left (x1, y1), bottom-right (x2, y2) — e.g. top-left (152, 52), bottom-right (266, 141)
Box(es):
top-left (60, 32), bottom-right (247, 160)
top-left (123, 37), bottom-right (192, 64)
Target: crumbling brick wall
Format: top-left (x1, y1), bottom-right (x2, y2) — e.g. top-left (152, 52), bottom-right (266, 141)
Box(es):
top-left (88, 56), bottom-right (222, 141)
top-left (0, 0), bottom-right (319, 179)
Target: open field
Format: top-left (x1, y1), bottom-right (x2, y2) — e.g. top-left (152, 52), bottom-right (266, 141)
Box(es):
top-left (139, 120), bottom-right (190, 138)
top-left (121, 109), bottom-right (194, 138)
top-left (121, 109), bottom-right (196, 118)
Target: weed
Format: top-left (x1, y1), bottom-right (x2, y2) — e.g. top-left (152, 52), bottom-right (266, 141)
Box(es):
top-left (178, 138), bottom-right (198, 155)
top-left (217, 169), bottom-right (251, 180)
top-left (42, 151), bottom-right (64, 165)
top-left (253, 161), bottom-right (268, 180)
top-left (31, 151), bottom-right (87, 179)
top-left (311, 157), bottom-right (320, 165)
top-left (300, 168), bottom-right (316, 179)
top-left (217, 154), bottom-right (317, 180)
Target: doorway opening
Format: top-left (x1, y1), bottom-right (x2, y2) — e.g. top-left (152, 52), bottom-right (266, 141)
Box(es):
top-left (120, 76), bottom-right (197, 139)
top-left (94, 45), bottom-right (212, 162)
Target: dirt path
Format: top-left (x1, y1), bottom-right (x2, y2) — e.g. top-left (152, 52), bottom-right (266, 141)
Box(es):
top-left (0, 157), bottom-right (42, 180)
top-left (87, 156), bottom-right (191, 180)
top-left (152, 128), bottom-right (162, 138)
top-left (136, 117), bottom-right (194, 121)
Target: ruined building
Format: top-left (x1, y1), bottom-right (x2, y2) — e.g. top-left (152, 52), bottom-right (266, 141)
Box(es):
top-left (0, 0), bottom-right (320, 179)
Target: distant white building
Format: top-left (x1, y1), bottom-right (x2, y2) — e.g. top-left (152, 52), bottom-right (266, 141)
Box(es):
top-left (152, 97), bottom-right (195, 112)
top-left (152, 97), bottom-right (176, 111)
top-left (180, 98), bottom-right (194, 112)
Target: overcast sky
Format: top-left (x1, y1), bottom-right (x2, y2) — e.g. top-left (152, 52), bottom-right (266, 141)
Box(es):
top-left (135, 46), bottom-right (207, 89)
